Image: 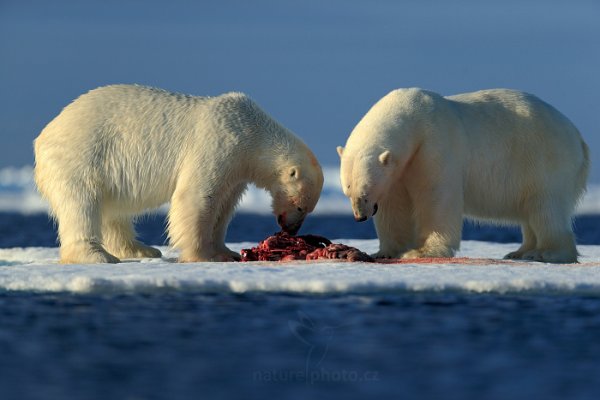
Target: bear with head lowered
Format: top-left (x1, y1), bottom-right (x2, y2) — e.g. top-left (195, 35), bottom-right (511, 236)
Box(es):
top-left (338, 88), bottom-right (589, 263)
top-left (34, 84), bottom-right (323, 263)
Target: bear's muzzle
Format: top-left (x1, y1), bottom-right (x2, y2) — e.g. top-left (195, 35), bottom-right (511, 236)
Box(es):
top-left (351, 197), bottom-right (378, 222)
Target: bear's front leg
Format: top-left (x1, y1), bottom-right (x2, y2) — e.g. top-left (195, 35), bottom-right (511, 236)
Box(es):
top-left (372, 186), bottom-right (415, 258)
top-left (168, 180), bottom-right (240, 262)
top-left (211, 183), bottom-right (247, 262)
top-left (401, 232), bottom-right (458, 259)
top-left (403, 184), bottom-right (463, 259)
top-left (504, 223), bottom-right (537, 260)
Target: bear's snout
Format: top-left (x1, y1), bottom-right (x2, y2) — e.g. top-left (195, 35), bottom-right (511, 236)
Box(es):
top-left (354, 203), bottom-right (376, 222)
top-left (351, 197), bottom-right (377, 222)
top-left (277, 212), bottom-right (305, 235)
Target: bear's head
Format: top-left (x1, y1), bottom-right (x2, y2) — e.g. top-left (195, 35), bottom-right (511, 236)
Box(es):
top-left (337, 146), bottom-right (395, 222)
top-left (270, 150), bottom-right (324, 235)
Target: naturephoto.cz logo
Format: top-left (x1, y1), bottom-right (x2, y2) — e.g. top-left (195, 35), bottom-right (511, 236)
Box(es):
top-left (253, 311), bottom-right (380, 384)
top-left (253, 368), bottom-right (379, 384)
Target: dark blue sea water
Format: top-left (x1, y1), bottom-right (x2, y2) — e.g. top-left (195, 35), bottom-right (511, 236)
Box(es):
top-left (2, 212), bottom-right (600, 248)
top-left (3, 291), bottom-right (600, 400)
top-left (1, 213), bottom-right (600, 400)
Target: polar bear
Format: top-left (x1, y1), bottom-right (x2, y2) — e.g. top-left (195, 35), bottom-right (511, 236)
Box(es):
top-left (337, 88), bottom-right (589, 263)
top-left (34, 84), bottom-right (323, 264)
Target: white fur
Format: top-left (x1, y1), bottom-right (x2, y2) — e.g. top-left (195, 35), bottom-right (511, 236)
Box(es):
top-left (338, 88), bottom-right (590, 263)
top-left (34, 85), bottom-right (323, 263)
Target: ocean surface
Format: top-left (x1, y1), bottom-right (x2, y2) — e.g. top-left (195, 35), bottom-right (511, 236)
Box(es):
top-left (1, 213), bottom-right (600, 400)
top-left (4, 290), bottom-right (600, 400)
top-left (2, 211), bottom-right (600, 249)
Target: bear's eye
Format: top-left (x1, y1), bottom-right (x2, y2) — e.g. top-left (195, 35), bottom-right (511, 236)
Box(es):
top-left (297, 207), bottom-right (303, 212)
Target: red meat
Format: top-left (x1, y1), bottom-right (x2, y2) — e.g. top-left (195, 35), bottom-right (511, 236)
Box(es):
top-left (240, 232), bottom-right (373, 262)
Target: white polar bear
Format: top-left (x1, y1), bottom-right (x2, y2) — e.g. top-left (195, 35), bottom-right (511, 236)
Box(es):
top-left (34, 84), bottom-right (323, 264)
top-left (337, 88), bottom-right (589, 263)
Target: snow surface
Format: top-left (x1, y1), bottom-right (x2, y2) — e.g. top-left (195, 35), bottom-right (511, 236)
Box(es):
top-left (2, 165), bottom-right (600, 215)
top-left (1, 240), bottom-right (600, 295)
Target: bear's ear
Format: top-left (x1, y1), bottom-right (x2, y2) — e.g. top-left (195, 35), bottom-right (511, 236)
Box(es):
top-left (379, 150), bottom-right (392, 166)
top-left (289, 166), bottom-right (299, 179)
top-left (336, 146), bottom-right (344, 158)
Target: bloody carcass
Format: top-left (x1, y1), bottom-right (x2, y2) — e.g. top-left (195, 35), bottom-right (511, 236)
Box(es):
top-left (240, 232), bottom-right (373, 262)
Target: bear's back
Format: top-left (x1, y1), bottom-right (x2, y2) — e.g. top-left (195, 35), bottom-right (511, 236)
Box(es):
top-left (446, 89), bottom-right (579, 136)
top-left (446, 89), bottom-right (582, 157)
top-left (447, 89), bottom-right (587, 218)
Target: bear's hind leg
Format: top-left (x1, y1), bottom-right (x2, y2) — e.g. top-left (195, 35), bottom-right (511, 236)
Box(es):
top-left (55, 199), bottom-right (120, 264)
top-left (504, 223), bottom-right (537, 260)
top-left (102, 217), bottom-right (162, 259)
top-left (522, 203), bottom-right (578, 263)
